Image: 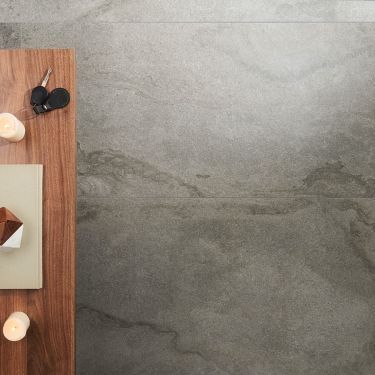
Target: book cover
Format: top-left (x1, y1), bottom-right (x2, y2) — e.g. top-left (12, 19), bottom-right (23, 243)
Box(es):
top-left (0, 164), bottom-right (43, 289)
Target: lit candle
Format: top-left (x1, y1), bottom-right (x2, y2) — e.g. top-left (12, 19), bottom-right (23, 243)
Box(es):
top-left (0, 113), bottom-right (25, 142)
top-left (3, 312), bottom-right (30, 341)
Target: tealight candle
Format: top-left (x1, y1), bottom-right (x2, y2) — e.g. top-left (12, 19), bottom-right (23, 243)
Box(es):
top-left (0, 113), bottom-right (25, 142)
top-left (3, 312), bottom-right (30, 341)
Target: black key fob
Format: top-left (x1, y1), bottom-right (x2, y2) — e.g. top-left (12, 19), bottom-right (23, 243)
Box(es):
top-left (33, 88), bottom-right (70, 115)
top-left (31, 86), bottom-right (49, 106)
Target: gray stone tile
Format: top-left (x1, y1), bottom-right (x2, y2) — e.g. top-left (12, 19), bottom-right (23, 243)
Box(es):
top-left (0, 0), bottom-right (103, 23)
top-left (75, 0), bottom-right (340, 23)
top-left (91, 0), bottom-right (375, 23)
top-left (77, 307), bottom-right (228, 375)
top-left (21, 23), bottom-right (375, 197)
top-left (2, 1), bottom-right (375, 22)
top-left (0, 24), bottom-right (21, 48)
top-left (77, 197), bottom-right (375, 375)
top-left (336, 1), bottom-right (375, 21)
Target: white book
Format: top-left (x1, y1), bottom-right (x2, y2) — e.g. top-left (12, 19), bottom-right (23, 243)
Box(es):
top-left (0, 164), bottom-right (43, 289)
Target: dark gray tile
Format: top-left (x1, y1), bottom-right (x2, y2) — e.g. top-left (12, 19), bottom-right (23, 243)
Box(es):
top-left (0, 24), bottom-right (21, 48)
top-left (21, 23), bottom-right (375, 198)
top-left (77, 306), bottom-right (228, 375)
top-left (77, 197), bottom-right (375, 375)
top-left (13, 9), bottom-right (375, 375)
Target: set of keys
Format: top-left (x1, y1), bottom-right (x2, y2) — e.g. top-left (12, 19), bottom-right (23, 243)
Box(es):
top-left (30, 68), bottom-right (70, 114)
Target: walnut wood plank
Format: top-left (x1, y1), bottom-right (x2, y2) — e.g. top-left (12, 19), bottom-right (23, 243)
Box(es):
top-left (0, 49), bottom-right (76, 375)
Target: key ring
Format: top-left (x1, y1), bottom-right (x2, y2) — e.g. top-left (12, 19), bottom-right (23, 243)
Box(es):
top-left (30, 68), bottom-right (71, 115)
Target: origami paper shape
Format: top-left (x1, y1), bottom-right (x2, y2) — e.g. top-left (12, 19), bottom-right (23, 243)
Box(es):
top-left (0, 207), bottom-right (23, 251)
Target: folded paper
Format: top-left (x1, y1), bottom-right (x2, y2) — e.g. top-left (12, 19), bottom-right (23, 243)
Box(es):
top-left (0, 207), bottom-right (23, 250)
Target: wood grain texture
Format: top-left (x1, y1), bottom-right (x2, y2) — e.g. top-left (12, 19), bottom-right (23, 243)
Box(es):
top-left (0, 50), bottom-right (76, 375)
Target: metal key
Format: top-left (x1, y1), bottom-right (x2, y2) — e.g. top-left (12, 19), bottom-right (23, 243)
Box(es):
top-left (41, 68), bottom-right (52, 87)
top-left (30, 68), bottom-right (52, 106)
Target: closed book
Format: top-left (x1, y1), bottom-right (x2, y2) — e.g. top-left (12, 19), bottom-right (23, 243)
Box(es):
top-left (0, 164), bottom-right (43, 289)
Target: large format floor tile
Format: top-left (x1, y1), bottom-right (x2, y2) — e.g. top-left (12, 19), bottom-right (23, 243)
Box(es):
top-left (21, 23), bottom-right (375, 197)
top-left (2, 10), bottom-right (375, 375)
top-left (77, 197), bottom-right (375, 375)
top-left (0, 24), bottom-right (21, 48)
top-left (2, 1), bottom-right (375, 22)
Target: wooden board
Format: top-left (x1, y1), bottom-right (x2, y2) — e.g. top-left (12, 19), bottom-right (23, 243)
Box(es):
top-left (0, 50), bottom-right (76, 375)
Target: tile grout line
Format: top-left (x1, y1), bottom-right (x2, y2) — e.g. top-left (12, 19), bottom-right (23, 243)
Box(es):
top-left (98, 21), bottom-right (375, 24)
top-left (5, 21), bottom-right (375, 25)
top-left (77, 196), bottom-right (375, 200)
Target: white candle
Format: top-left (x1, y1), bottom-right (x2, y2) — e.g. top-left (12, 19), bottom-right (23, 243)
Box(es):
top-left (0, 113), bottom-right (25, 142)
top-left (3, 312), bottom-right (30, 341)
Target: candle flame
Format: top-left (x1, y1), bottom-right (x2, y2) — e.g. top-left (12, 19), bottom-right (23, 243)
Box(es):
top-left (11, 326), bottom-right (17, 331)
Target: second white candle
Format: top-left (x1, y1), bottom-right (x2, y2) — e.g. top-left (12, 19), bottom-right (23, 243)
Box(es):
top-left (3, 312), bottom-right (30, 341)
